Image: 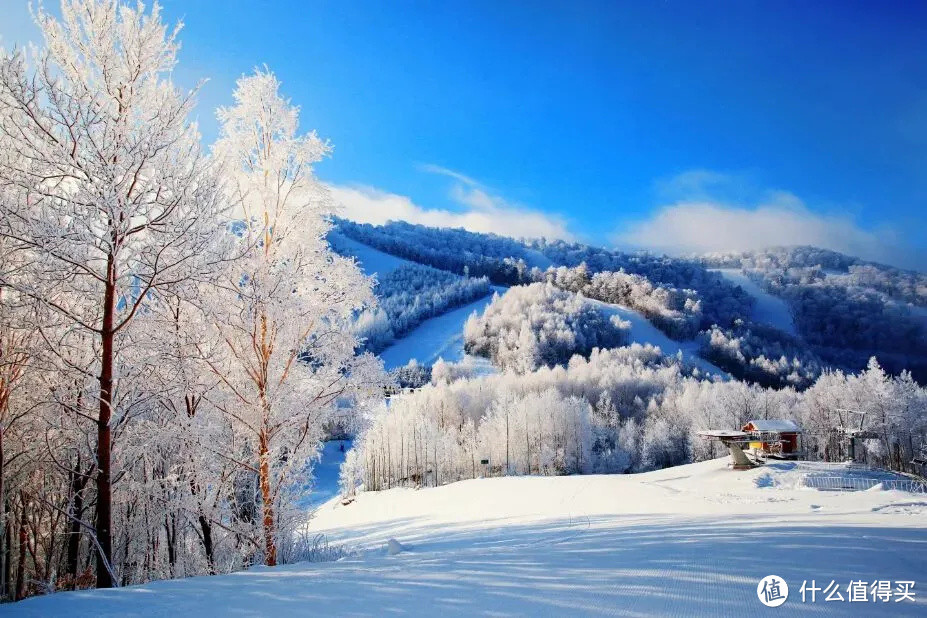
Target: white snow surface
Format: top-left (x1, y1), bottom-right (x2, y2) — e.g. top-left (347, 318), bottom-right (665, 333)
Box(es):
top-left (711, 268), bottom-right (798, 335)
top-left (378, 287), bottom-right (504, 370)
top-left (329, 231), bottom-right (414, 277)
top-left (11, 459), bottom-right (925, 616)
top-left (744, 419), bottom-right (802, 432)
top-left (590, 299), bottom-right (728, 377)
top-left (334, 234), bottom-right (732, 374)
top-left (522, 248), bottom-right (554, 270)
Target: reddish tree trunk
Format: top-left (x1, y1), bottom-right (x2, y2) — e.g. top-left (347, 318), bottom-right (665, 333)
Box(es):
top-left (95, 263), bottom-right (116, 588)
top-left (258, 431), bottom-right (277, 566)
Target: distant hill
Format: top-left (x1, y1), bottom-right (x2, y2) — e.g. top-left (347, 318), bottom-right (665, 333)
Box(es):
top-left (330, 218), bottom-right (927, 385)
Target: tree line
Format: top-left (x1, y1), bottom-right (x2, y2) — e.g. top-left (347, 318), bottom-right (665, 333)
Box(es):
top-left (343, 349), bottom-right (927, 497)
top-left (0, 1), bottom-right (380, 600)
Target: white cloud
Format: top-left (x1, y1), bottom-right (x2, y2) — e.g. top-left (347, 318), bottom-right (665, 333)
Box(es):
top-left (654, 169), bottom-right (745, 202)
top-left (415, 163), bottom-right (482, 187)
top-left (327, 165), bottom-right (574, 241)
top-left (617, 175), bottom-right (919, 268)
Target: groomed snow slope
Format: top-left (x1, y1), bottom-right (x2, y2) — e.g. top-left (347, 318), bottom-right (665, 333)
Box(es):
top-left (590, 299), bottom-right (728, 377)
top-left (11, 459), bottom-right (925, 616)
top-left (335, 233), bottom-right (731, 374)
top-left (378, 287), bottom-right (502, 370)
top-left (712, 268), bottom-right (798, 335)
top-left (380, 287), bottom-right (728, 375)
top-left (329, 231), bottom-right (414, 277)
top-left (331, 233), bottom-right (495, 370)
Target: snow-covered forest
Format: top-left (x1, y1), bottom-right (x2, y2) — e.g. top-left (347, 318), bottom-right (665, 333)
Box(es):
top-left (334, 218), bottom-right (535, 283)
top-left (463, 283), bottom-right (630, 372)
top-left (700, 247), bottom-right (927, 379)
top-left (699, 322), bottom-right (825, 389)
top-left (337, 218), bottom-right (927, 384)
top-left (0, 2), bottom-right (383, 600)
top-left (345, 350), bottom-right (927, 494)
top-left (537, 264), bottom-right (703, 339)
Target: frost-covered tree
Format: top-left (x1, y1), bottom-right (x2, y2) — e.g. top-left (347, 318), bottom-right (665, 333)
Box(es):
top-left (464, 283), bottom-right (630, 372)
top-left (540, 265), bottom-right (702, 339)
top-left (0, 0), bottom-right (225, 588)
top-left (346, 344), bottom-right (927, 493)
top-left (208, 69), bottom-right (381, 566)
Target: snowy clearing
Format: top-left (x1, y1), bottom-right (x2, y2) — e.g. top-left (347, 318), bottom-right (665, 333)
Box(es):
top-left (378, 287), bottom-right (503, 370)
top-left (329, 231), bottom-right (415, 276)
top-left (11, 458), bottom-right (925, 616)
top-left (590, 299), bottom-right (727, 377)
top-left (522, 247), bottom-right (554, 270)
top-left (712, 268), bottom-right (798, 335)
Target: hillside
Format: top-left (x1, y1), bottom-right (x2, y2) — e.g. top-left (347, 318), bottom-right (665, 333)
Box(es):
top-left (10, 459), bottom-right (926, 616)
top-left (331, 219), bottom-right (927, 386)
top-left (710, 268), bottom-right (798, 335)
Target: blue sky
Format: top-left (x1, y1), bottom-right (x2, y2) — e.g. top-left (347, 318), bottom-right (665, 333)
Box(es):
top-left (2, 1), bottom-right (926, 268)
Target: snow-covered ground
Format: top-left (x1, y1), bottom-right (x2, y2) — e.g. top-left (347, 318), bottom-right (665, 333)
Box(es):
top-left (711, 268), bottom-right (798, 335)
top-left (330, 231), bottom-right (414, 277)
top-left (378, 287), bottom-right (503, 370)
top-left (330, 233), bottom-right (497, 370)
top-left (589, 299), bottom-right (727, 377)
top-left (522, 247), bottom-right (553, 270)
top-left (380, 287), bottom-right (726, 375)
top-left (11, 459), bottom-right (925, 616)
top-left (305, 439), bottom-right (352, 506)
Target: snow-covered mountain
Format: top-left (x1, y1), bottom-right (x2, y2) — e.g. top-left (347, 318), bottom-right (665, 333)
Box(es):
top-left (330, 218), bottom-right (927, 387)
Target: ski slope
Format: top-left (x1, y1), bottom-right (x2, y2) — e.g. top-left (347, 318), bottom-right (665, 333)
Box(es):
top-left (329, 231), bottom-right (414, 277)
top-left (12, 459), bottom-right (925, 616)
top-left (712, 268), bottom-right (798, 335)
top-left (378, 287), bottom-right (503, 370)
top-left (330, 233), bottom-right (497, 370)
top-left (590, 299), bottom-right (727, 377)
top-left (332, 234), bottom-right (728, 374)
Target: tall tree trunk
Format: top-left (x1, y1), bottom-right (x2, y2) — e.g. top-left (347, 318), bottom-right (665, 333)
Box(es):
top-left (95, 264), bottom-right (116, 588)
top-left (198, 514), bottom-right (216, 575)
top-left (2, 499), bottom-right (11, 599)
top-left (189, 478), bottom-right (217, 575)
top-left (66, 466), bottom-right (86, 578)
top-left (164, 514), bottom-right (177, 576)
top-left (258, 430), bottom-right (276, 566)
top-left (14, 496), bottom-right (26, 600)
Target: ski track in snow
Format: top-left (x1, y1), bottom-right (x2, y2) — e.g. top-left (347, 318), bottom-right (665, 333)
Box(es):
top-left (711, 268), bottom-right (798, 336)
top-left (521, 248), bottom-right (553, 270)
top-left (333, 236), bottom-right (732, 374)
top-left (589, 299), bottom-right (728, 378)
top-left (378, 285), bottom-right (728, 377)
top-left (378, 287), bottom-right (504, 370)
top-left (331, 234), bottom-right (499, 371)
top-left (12, 459), bottom-right (926, 616)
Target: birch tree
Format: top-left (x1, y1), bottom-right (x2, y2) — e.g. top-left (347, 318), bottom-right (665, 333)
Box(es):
top-left (209, 69), bottom-right (380, 566)
top-left (0, 0), bottom-right (225, 588)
